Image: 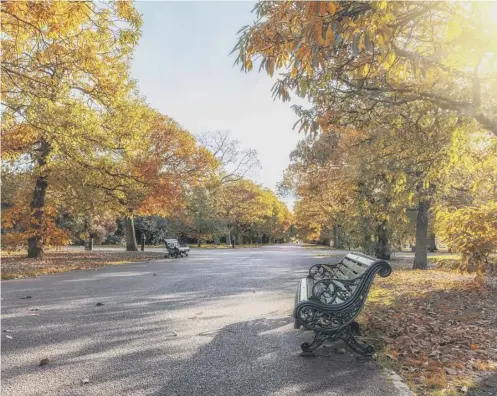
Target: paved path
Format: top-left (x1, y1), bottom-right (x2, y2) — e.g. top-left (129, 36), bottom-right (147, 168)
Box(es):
top-left (2, 245), bottom-right (401, 396)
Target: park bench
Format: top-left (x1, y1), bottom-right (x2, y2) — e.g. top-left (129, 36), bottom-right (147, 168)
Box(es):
top-left (164, 239), bottom-right (189, 258)
top-left (294, 252), bottom-right (392, 355)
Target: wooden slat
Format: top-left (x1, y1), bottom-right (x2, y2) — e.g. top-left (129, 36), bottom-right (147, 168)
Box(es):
top-left (322, 264), bottom-right (336, 272)
top-left (342, 258), bottom-right (368, 275)
top-left (335, 269), bottom-right (349, 280)
top-left (338, 264), bottom-right (357, 279)
top-left (298, 278), bottom-right (308, 302)
top-left (347, 253), bottom-right (376, 267)
top-left (306, 277), bottom-right (314, 300)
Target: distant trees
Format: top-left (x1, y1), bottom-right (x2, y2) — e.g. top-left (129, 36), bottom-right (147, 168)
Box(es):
top-left (171, 131), bottom-right (292, 246)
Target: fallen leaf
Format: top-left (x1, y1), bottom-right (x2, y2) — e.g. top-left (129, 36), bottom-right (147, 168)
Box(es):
top-left (39, 358), bottom-right (49, 366)
top-left (95, 302), bottom-right (104, 307)
top-left (21, 296), bottom-right (32, 299)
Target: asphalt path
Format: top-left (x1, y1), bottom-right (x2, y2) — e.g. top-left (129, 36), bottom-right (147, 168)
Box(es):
top-left (2, 245), bottom-right (402, 396)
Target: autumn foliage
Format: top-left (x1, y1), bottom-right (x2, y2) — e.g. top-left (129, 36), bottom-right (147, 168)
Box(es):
top-left (237, 0), bottom-right (497, 271)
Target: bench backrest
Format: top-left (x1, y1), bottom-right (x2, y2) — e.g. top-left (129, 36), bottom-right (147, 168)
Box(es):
top-left (334, 252), bottom-right (376, 280)
top-left (165, 239), bottom-right (180, 251)
top-left (311, 252), bottom-right (391, 306)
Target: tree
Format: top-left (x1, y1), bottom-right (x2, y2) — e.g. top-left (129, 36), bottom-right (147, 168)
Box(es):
top-left (197, 130), bottom-right (261, 183)
top-left (184, 185), bottom-right (227, 247)
top-left (434, 130), bottom-right (497, 273)
top-left (278, 107), bottom-right (462, 264)
top-left (195, 130), bottom-right (261, 244)
top-left (1, 1), bottom-right (142, 258)
top-left (89, 110), bottom-right (216, 251)
top-left (234, 1), bottom-right (497, 137)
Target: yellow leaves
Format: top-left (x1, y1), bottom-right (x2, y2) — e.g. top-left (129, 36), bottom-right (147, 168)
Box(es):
top-left (325, 24), bottom-right (335, 46)
top-left (246, 59), bottom-right (253, 71)
top-left (435, 203), bottom-right (497, 273)
top-left (357, 63), bottom-right (370, 78)
top-left (384, 51), bottom-right (396, 69)
top-left (377, 1), bottom-right (388, 11)
top-left (291, 66), bottom-right (298, 78)
top-left (447, 17), bottom-right (463, 41)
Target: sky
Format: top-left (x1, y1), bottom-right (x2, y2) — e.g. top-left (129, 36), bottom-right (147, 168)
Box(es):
top-left (131, 1), bottom-right (305, 209)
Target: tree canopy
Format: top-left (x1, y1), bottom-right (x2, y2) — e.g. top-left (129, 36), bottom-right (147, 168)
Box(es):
top-left (234, 1), bottom-right (497, 136)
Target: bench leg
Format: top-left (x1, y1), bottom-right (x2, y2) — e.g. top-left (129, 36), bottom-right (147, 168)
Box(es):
top-left (301, 332), bottom-right (331, 353)
top-left (340, 325), bottom-right (375, 356)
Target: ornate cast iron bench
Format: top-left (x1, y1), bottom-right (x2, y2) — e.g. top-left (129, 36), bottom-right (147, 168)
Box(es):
top-left (294, 252), bottom-right (391, 355)
top-left (164, 239), bottom-right (189, 258)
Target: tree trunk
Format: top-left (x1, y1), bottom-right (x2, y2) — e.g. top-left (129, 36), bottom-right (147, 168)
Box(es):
top-left (362, 229), bottom-right (374, 256)
top-left (413, 199), bottom-right (430, 269)
top-left (125, 215), bottom-right (138, 251)
top-left (27, 140), bottom-right (51, 259)
top-left (428, 232), bottom-right (437, 252)
top-left (333, 225), bottom-right (344, 249)
top-left (375, 222), bottom-right (391, 260)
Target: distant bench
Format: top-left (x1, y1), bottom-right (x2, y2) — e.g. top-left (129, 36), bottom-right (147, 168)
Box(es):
top-left (164, 239), bottom-right (190, 258)
top-left (294, 252), bottom-right (391, 355)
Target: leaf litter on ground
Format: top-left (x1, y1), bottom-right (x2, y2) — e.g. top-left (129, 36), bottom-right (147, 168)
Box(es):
top-left (358, 261), bottom-right (497, 395)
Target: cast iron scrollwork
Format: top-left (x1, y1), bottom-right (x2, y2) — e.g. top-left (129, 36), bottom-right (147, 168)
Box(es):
top-left (308, 263), bottom-right (340, 280)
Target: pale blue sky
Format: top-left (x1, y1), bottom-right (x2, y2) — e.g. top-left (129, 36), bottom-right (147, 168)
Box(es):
top-left (131, 1), bottom-right (304, 208)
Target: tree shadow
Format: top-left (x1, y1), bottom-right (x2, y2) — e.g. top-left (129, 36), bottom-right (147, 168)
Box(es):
top-left (3, 250), bottom-right (377, 395)
top-left (468, 372), bottom-right (497, 395)
top-left (156, 318), bottom-right (397, 396)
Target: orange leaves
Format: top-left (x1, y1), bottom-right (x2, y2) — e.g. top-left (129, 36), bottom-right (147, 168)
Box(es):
top-left (326, 2), bottom-right (338, 16)
top-left (325, 25), bottom-right (335, 46)
top-left (361, 268), bottom-right (497, 395)
top-left (135, 111), bottom-right (217, 217)
top-left (2, 197), bottom-right (71, 251)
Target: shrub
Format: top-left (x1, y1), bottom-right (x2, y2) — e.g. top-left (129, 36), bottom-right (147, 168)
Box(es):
top-left (435, 203), bottom-right (497, 273)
